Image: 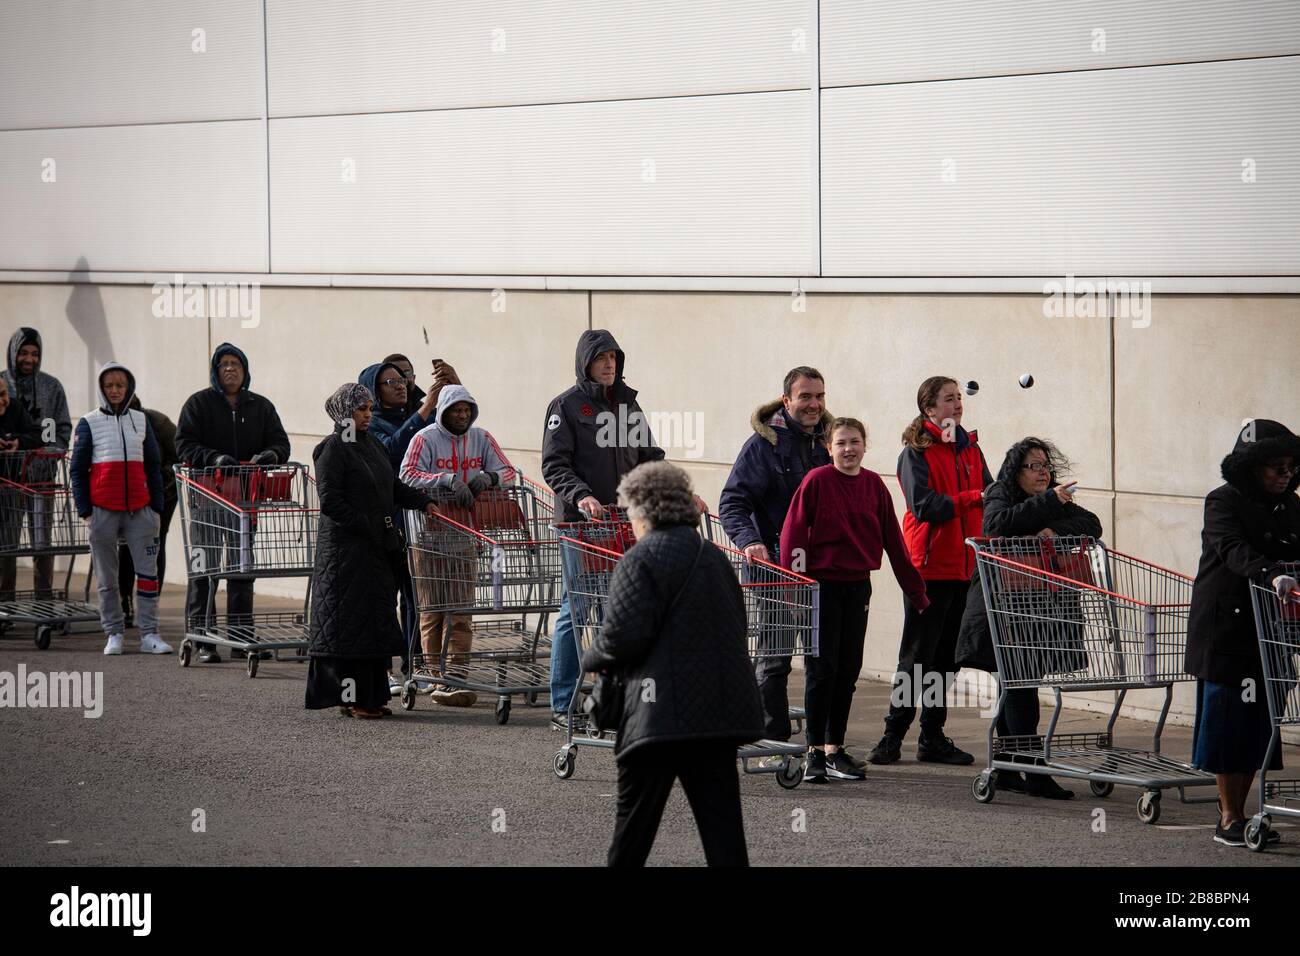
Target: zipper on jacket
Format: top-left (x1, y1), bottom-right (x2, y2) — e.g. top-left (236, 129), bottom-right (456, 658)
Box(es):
top-left (118, 415), bottom-right (128, 510)
top-left (230, 399), bottom-right (239, 461)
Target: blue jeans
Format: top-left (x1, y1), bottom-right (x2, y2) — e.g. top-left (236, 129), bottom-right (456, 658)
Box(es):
top-left (549, 540), bottom-right (589, 713)
top-left (549, 594), bottom-right (579, 714)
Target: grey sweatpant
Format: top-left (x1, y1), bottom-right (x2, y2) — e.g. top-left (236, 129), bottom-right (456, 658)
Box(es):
top-left (88, 506), bottom-right (161, 636)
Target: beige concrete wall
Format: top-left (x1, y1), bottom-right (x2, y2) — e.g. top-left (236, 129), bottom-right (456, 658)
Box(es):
top-left (4, 282), bottom-right (1298, 728)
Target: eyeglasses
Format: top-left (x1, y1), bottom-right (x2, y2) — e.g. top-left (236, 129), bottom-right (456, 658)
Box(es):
top-left (379, 378), bottom-right (407, 388)
top-left (1265, 462), bottom-right (1299, 476)
top-left (1021, 463), bottom-right (1052, 474)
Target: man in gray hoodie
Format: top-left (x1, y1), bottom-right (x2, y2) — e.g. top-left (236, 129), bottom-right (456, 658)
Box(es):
top-left (1, 328), bottom-right (71, 602)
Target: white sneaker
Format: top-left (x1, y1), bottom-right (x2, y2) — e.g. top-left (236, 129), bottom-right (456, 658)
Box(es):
top-left (138, 633), bottom-right (173, 654)
top-left (103, 634), bottom-right (124, 655)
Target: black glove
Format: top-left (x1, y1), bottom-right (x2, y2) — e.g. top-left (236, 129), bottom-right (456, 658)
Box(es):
top-left (213, 454), bottom-right (239, 468)
top-left (250, 450), bottom-right (278, 466)
top-left (448, 477), bottom-right (474, 510)
top-left (467, 471), bottom-right (493, 496)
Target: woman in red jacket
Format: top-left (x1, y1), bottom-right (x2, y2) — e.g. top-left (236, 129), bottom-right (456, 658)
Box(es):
top-left (781, 418), bottom-right (929, 783)
top-left (869, 377), bottom-right (992, 766)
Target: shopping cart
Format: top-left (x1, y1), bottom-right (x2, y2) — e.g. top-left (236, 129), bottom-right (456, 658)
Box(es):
top-left (403, 483), bottom-right (561, 723)
top-left (0, 450), bottom-right (99, 648)
top-left (701, 511), bottom-right (808, 739)
top-left (967, 535), bottom-right (1215, 823)
top-left (1245, 566), bottom-right (1300, 851)
top-left (552, 518), bottom-right (818, 790)
top-left (173, 463), bottom-right (318, 677)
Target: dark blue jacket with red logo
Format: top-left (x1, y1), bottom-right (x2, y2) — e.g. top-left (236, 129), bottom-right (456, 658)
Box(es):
top-left (541, 330), bottom-right (664, 523)
top-left (897, 420), bottom-right (993, 581)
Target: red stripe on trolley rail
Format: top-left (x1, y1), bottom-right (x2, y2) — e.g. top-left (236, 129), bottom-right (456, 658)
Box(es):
top-left (973, 550), bottom-right (1190, 607)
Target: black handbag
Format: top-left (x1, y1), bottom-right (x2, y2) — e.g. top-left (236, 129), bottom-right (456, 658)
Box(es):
top-left (585, 535), bottom-right (705, 733)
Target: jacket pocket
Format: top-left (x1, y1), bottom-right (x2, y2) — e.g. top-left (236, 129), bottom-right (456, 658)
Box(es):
top-left (1210, 593), bottom-right (1256, 657)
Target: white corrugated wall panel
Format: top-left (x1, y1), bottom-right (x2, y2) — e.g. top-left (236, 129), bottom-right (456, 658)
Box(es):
top-left (821, 57), bottom-right (1300, 276)
top-left (266, 0), bottom-right (811, 117)
top-left (821, 0), bottom-right (1300, 86)
top-left (269, 91), bottom-right (811, 276)
top-left (0, 122), bottom-right (268, 272)
top-left (0, 0), bottom-right (265, 130)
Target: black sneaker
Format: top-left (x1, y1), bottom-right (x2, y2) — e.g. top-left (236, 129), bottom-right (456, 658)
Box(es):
top-left (1024, 774), bottom-right (1075, 800)
top-left (868, 734), bottom-right (902, 765)
top-left (992, 769), bottom-right (1027, 793)
top-left (803, 749), bottom-right (828, 783)
top-left (838, 748), bottom-right (869, 771)
top-left (551, 712), bottom-right (589, 733)
top-left (825, 751), bottom-right (867, 780)
top-left (917, 735), bottom-right (975, 765)
top-left (1214, 820), bottom-right (1246, 847)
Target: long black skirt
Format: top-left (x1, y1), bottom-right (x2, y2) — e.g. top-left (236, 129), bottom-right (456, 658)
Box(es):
top-left (305, 655), bottom-right (391, 710)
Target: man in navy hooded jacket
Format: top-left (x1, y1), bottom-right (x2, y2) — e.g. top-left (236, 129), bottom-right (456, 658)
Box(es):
top-left (175, 343), bottom-right (290, 663)
top-left (718, 367), bottom-right (832, 743)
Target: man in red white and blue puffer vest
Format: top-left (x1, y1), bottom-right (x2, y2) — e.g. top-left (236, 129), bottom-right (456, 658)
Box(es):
top-left (70, 362), bottom-right (171, 656)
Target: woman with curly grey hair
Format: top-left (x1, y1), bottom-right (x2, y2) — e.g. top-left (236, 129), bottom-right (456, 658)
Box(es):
top-left (582, 461), bottom-right (764, 866)
top-left (306, 384), bottom-right (440, 718)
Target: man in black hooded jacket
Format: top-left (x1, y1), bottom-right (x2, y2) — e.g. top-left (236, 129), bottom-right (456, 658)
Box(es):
top-left (175, 343), bottom-right (291, 663)
top-left (541, 330), bottom-right (668, 726)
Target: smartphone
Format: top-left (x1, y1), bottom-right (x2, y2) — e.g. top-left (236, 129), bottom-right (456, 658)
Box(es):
top-left (431, 358), bottom-right (444, 368)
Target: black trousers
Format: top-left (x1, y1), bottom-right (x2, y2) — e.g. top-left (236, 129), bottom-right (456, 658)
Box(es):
top-left (804, 578), bottom-right (871, 748)
top-left (609, 742), bottom-right (748, 867)
top-left (996, 687), bottom-right (1040, 738)
top-left (884, 579), bottom-right (969, 741)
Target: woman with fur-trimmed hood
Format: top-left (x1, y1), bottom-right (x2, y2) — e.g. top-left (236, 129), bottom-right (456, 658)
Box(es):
top-left (1186, 419), bottom-right (1300, 847)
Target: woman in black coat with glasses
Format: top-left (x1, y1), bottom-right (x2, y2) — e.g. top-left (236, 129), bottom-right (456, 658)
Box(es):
top-left (956, 437), bottom-right (1103, 799)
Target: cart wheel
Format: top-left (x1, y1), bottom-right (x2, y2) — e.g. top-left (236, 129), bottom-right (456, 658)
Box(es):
top-left (495, 698), bottom-right (511, 725)
top-left (246, 654), bottom-right (259, 678)
top-left (1245, 816), bottom-right (1269, 852)
top-left (776, 757), bottom-right (803, 790)
top-left (179, 641), bottom-right (192, 668)
top-left (553, 748), bottom-right (576, 780)
top-left (972, 772), bottom-right (996, 804)
top-left (1136, 790), bottom-right (1161, 825)
top-left (1089, 781), bottom-right (1114, 798)
top-left (401, 683), bottom-right (416, 711)
top-left (34, 626), bottom-right (52, 650)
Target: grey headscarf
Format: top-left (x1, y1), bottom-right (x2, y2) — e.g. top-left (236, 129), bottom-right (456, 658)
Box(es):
top-left (325, 383), bottom-right (373, 428)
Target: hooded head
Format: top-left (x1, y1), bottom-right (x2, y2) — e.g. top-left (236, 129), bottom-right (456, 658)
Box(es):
top-left (97, 362), bottom-right (137, 416)
top-left (358, 362), bottom-right (407, 413)
top-left (1222, 419), bottom-right (1300, 501)
top-left (574, 329), bottom-right (624, 388)
top-left (209, 343), bottom-right (250, 394)
top-left (7, 327), bottom-right (42, 378)
top-left (433, 383), bottom-right (479, 436)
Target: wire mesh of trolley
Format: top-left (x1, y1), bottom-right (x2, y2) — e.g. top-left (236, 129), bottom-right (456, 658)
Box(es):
top-left (403, 482), bottom-right (561, 723)
top-left (1245, 566), bottom-right (1300, 851)
top-left (700, 511), bottom-right (809, 739)
top-left (967, 535), bottom-right (1216, 823)
top-left (551, 515), bottom-right (819, 790)
top-left (0, 450), bottom-right (99, 649)
top-left (173, 463), bottom-right (318, 677)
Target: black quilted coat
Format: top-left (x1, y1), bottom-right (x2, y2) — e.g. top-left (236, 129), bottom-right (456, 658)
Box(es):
top-left (581, 523), bottom-right (764, 761)
top-left (309, 426), bottom-right (433, 659)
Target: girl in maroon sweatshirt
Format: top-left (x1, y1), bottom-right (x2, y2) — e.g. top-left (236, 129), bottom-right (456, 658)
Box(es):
top-left (781, 418), bottom-right (928, 783)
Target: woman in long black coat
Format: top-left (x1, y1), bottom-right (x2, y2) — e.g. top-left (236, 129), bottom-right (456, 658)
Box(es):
top-left (581, 461), bottom-right (764, 867)
top-left (955, 437), bottom-right (1103, 799)
top-left (1185, 419), bottom-right (1300, 847)
top-left (306, 384), bottom-right (438, 718)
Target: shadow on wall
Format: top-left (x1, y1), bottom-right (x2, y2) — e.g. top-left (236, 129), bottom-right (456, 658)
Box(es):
top-left (65, 257), bottom-right (113, 402)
